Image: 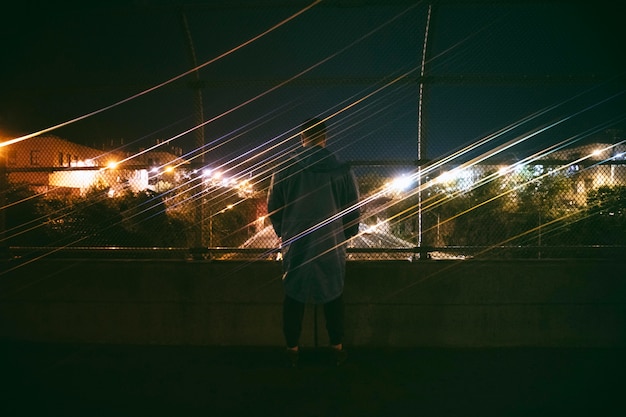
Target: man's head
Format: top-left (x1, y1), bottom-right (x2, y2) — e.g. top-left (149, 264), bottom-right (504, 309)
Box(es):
top-left (300, 118), bottom-right (326, 147)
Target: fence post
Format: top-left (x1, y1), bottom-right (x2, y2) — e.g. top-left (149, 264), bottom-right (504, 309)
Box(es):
top-left (417, 3), bottom-right (434, 249)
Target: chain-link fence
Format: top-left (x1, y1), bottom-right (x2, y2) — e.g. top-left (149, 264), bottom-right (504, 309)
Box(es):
top-left (3, 151), bottom-right (625, 260)
top-left (1, 1), bottom-right (624, 260)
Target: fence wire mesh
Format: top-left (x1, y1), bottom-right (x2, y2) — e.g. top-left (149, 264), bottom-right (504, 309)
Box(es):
top-left (1, 1), bottom-right (624, 260)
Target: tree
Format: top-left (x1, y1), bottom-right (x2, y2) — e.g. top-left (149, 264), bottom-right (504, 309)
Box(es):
top-left (3, 183), bottom-right (45, 246)
top-left (509, 166), bottom-right (577, 246)
top-left (576, 185), bottom-right (626, 245)
top-left (439, 173), bottom-right (511, 247)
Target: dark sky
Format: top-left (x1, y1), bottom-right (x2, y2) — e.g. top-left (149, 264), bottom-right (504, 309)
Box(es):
top-left (1, 1), bottom-right (624, 171)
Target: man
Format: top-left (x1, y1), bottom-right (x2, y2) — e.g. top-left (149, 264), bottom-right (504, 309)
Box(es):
top-left (267, 118), bottom-right (360, 367)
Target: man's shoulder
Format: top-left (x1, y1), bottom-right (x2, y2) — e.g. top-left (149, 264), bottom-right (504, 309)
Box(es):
top-left (332, 160), bottom-right (354, 176)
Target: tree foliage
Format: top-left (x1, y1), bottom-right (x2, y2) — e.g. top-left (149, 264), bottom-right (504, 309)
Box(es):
top-left (4, 167), bottom-right (625, 250)
top-left (575, 185), bottom-right (626, 245)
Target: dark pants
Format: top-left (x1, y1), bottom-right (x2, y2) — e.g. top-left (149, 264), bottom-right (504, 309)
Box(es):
top-left (283, 294), bottom-right (344, 348)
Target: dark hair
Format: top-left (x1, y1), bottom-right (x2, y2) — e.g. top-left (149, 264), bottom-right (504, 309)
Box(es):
top-left (300, 118), bottom-right (326, 146)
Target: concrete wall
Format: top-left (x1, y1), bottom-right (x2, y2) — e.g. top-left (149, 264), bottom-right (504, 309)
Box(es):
top-left (1, 258), bottom-right (625, 348)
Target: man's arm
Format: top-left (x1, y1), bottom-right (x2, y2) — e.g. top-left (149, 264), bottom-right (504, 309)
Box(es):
top-left (342, 169), bottom-right (360, 238)
top-left (266, 173), bottom-right (283, 238)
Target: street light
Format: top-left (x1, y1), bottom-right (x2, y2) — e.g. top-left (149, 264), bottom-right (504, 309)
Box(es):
top-left (382, 173), bottom-right (415, 198)
top-left (389, 174), bottom-right (413, 192)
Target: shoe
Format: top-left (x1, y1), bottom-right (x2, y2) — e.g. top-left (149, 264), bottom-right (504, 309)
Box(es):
top-left (332, 348), bottom-right (348, 367)
top-left (285, 348), bottom-right (299, 368)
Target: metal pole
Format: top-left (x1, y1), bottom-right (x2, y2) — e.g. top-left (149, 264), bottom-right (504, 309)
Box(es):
top-left (314, 304), bottom-right (318, 348)
top-left (417, 3), bottom-right (433, 256)
top-left (180, 10), bottom-right (205, 160)
top-left (180, 10), bottom-right (207, 249)
top-left (0, 149), bottom-right (7, 261)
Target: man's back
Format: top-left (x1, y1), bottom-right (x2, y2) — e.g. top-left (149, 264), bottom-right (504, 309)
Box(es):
top-left (268, 145), bottom-right (359, 303)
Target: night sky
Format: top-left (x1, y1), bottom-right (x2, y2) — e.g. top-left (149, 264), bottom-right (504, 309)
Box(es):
top-left (1, 1), bottom-right (624, 173)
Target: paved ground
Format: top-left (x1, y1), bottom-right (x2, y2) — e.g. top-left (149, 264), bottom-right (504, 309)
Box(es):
top-left (1, 340), bottom-right (624, 417)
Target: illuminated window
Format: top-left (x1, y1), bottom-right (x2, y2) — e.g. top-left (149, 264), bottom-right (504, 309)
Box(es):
top-left (30, 150), bottom-right (40, 166)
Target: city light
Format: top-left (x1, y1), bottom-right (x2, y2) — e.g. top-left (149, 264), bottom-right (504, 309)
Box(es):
top-left (236, 179), bottom-right (254, 196)
top-left (72, 159), bottom-right (96, 168)
top-left (436, 170), bottom-right (457, 184)
top-left (498, 166), bottom-right (510, 176)
top-left (363, 223), bottom-right (383, 234)
top-left (389, 174), bottom-right (413, 192)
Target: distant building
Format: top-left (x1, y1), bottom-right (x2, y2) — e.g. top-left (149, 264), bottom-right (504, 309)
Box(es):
top-left (434, 136), bottom-right (626, 196)
top-left (5, 134), bottom-right (108, 169)
top-left (93, 137), bottom-right (184, 169)
top-left (4, 135), bottom-right (110, 195)
top-left (544, 139), bottom-right (626, 193)
top-left (3, 135), bottom-right (185, 196)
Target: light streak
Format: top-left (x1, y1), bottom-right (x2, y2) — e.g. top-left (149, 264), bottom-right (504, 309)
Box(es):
top-left (0, 1), bottom-right (323, 149)
top-left (123, 0), bottom-right (423, 170)
top-left (282, 93), bottom-right (626, 269)
top-left (3, 1), bottom-right (625, 279)
top-left (128, 3), bottom-right (425, 209)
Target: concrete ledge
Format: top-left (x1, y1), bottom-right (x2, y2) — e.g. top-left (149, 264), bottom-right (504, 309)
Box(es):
top-left (1, 259), bottom-right (625, 347)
